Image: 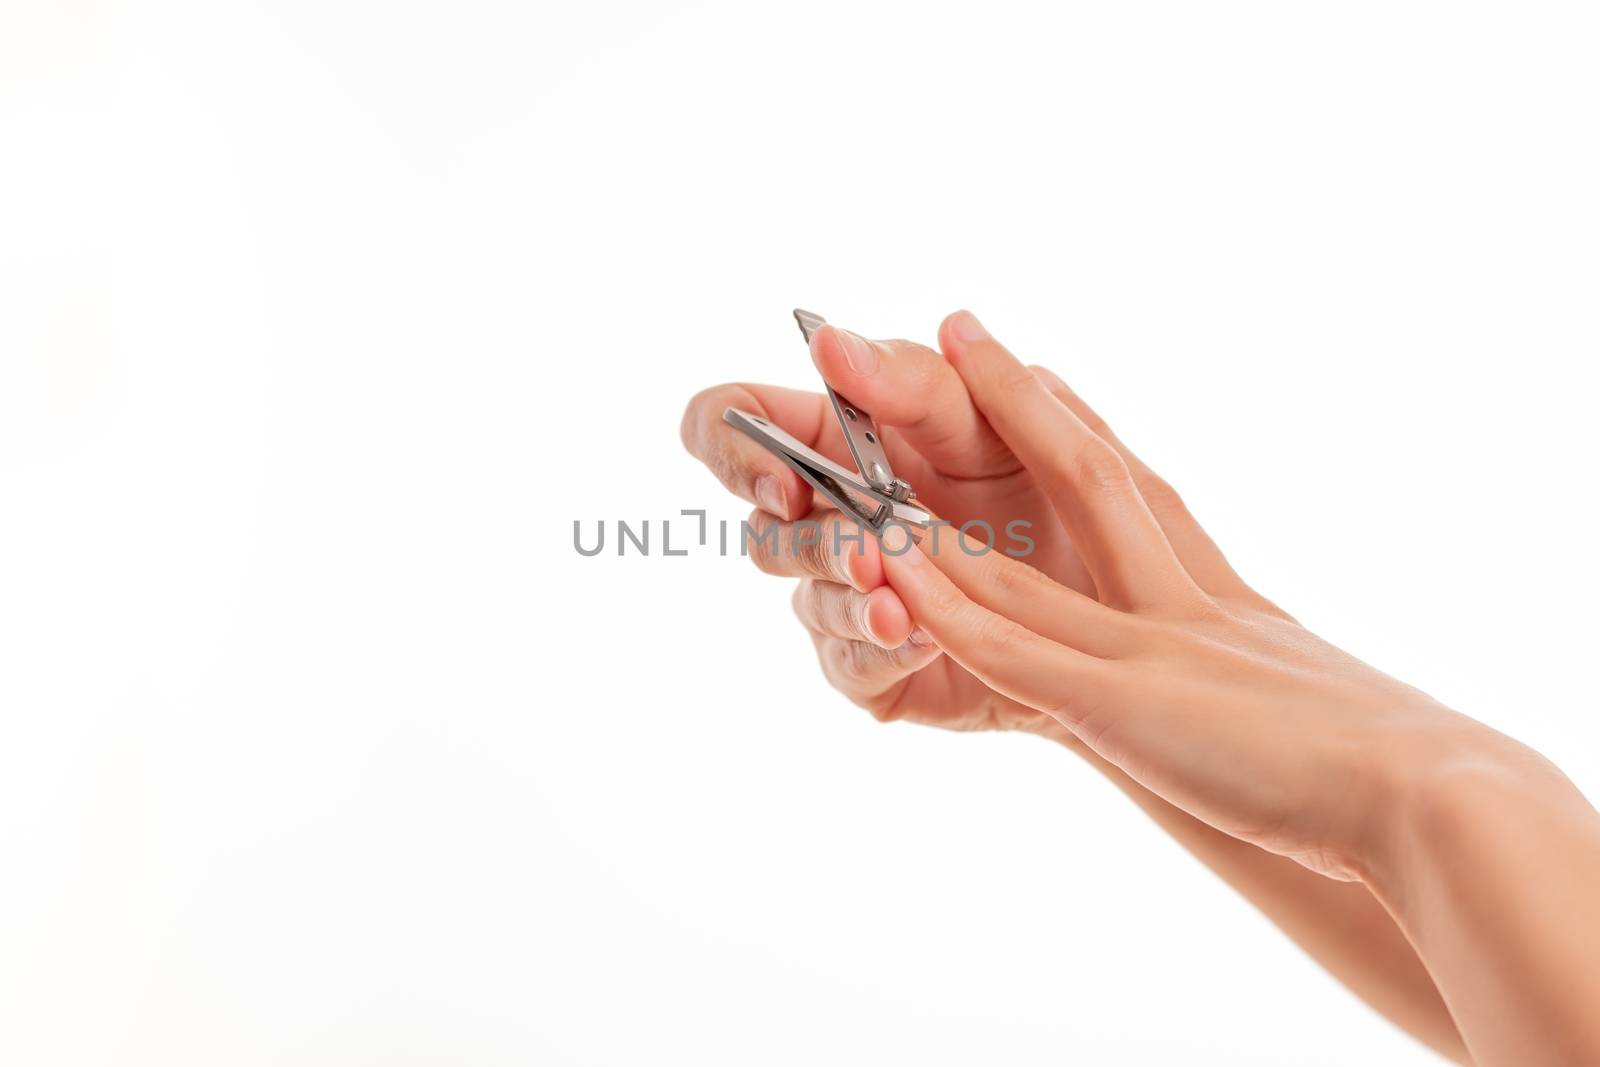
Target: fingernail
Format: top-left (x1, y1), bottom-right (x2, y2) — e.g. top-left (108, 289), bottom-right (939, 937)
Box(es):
top-left (837, 541), bottom-right (866, 590)
top-left (755, 475), bottom-right (785, 516)
top-left (908, 627), bottom-right (935, 648)
top-left (950, 310), bottom-right (990, 344)
top-left (858, 600), bottom-right (889, 647)
top-left (835, 328), bottom-right (878, 376)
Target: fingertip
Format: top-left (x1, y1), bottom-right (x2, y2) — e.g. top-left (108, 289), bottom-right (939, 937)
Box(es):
top-left (752, 468), bottom-right (810, 520)
top-left (863, 586), bottom-right (913, 648)
top-left (841, 524), bottom-right (886, 591)
top-left (936, 312), bottom-right (961, 358)
top-left (808, 324), bottom-right (841, 376)
top-left (808, 324), bottom-right (875, 384)
top-left (939, 309), bottom-right (990, 353)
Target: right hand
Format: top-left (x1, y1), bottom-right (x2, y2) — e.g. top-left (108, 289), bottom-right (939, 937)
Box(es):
top-left (681, 308), bottom-right (1478, 1062)
top-left (682, 311), bottom-right (1475, 1064)
top-left (679, 311), bottom-right (1255, 738)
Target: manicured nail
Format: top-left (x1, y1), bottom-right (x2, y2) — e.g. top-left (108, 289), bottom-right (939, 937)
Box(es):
top-left (949, 310), bottom-right (989, 344)
top-left (835, 328), bottom-right (878, 376)
top-left (908, 627), bottom-right (935, 648)
top-left (859, 600), bottom-right (889, 647)
top-left (755, 475), bottom-right (785, 516)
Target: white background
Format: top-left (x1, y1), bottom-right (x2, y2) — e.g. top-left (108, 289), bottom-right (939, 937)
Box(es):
top-left (3, 1), bottom-right (1598, 1064)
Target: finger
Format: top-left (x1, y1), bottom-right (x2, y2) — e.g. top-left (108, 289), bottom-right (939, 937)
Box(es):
top-left (680, 382), bottom-right (828, 521)
top-left (809, 631), bottom-right (942, 713)
top-left (919, 521), bottom-right (1135, 658)
top-left (679, 379), bottom-right (943, 530)
top-left (1029, 364), bottom-right (1252, 599)
top-left (791, 579), bottom-right (913, 649)
top-left (878, 524), bottom-right (1117, 732)
top-left (744, 507), bottom-right (885, 592)
top-left (938, 311), bottom-right (1198, 610)
top-left (808, 324), bottom-right (1018, 479)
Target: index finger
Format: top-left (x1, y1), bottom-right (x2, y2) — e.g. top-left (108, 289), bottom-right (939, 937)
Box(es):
top-left (679, 382), bottom-right (830, 521)
top-left (939, 311), bottom-right (1198, 610)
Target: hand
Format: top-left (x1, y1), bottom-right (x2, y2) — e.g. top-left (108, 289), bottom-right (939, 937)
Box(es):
top-left (873, 314), bottom-right (1552, 883)
top-left (685, 310), bottom-right (1600, 1064)
top-left (680, 317), bottom-right (1100, 734)
top-left (874, 314), bottom-right (1600, 1065)
top-left (682, 313), bottom-right (1259, 736)
top-left (682, 312), bottom-right (1472, 1062)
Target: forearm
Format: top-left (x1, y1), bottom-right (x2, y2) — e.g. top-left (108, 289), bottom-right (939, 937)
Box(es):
top-left (1037, 724), bottom-right (1468, 1062)
top-left (1367, 731), bottom-right (1600, 1066)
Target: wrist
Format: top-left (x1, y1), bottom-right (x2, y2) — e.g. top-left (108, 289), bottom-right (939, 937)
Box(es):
top-left (1356, 711), bottom-right (1579, 898)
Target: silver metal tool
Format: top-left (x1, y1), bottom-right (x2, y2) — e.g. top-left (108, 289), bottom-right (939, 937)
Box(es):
top-left (723, 309), bottom-right (931, 537)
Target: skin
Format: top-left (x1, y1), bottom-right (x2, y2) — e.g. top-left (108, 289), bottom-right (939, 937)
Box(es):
top-left (680, 312), bottom-right (1600, 1065)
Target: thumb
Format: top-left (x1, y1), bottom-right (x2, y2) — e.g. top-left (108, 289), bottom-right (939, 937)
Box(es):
top-left (809, 323), bottom-right (1013, 479)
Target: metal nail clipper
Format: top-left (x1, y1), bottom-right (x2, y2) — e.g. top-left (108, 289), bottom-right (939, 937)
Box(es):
top-left (723, 310), bottom-right (932, 537)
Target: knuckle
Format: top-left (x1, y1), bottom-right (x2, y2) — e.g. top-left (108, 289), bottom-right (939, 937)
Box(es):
top-left (972, 609), bottom-right (1026, 650)
top-left (745, 515), bottom-right (782, 574)
top-left (1069, 437), bottom-right (1134, 495)
top-left (678, 392), bottom-right (707, 452)
top-left (680, 384), bottom-right (731, 450)
top-left (923, 579), bottom-right (969, 620)
top-left (1038, 661), bottom-right (1117, 737)
top-left (1074, 404), bottom-right (1112, 441)
top-left (1182, 590), bottom-right (1234, 626)
top-left (815, 638), bottom-right (918, 722)
top-left (988, 551), bottom-right (1049, 600)
top-left (819, 522), bottom-right (856, 584)
top-left (821, 638), bottom-right (868, 687)
top-left (798, 580), bottom-right (870, 641)
top-left (839, 647), bottom-right (907, 723)
top-left (841, 640), bottom-right (880, 682)
top-left (1028, 363), bottom-right (1089, 410)
top-left (864, 689), bottom-right (905, 723)
top-left (1134, 471), bottom-right (1189, 518)
top-left (795, 525), bottom-right (833, 580)
top-left (998, 363), bottom-right (1041, 399)
top-left (681, 384), bottom-right (763, 493)
top-left (707, 448), bottom-right (741, 492)
top-left (824, 586), bottom-right (862, 638)
top-left (1061, 691), bottom-right (1114, 747)
top-left (816, 638), bottom-right (850, 690)
top-left (790, 580), bottom-right (814, 621)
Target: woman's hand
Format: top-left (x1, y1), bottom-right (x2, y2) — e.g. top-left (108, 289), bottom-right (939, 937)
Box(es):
top-left (738, 504), bottom-right (1065, 735)
top-left (682, 314), bottom-right (1492, 1062)
top-left (679, 320), bottom-right (1094, 733)
top-left (878, 313), bottom-right (1600, 1065)
top-left (874, 313), bottom-right (1512, 880)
